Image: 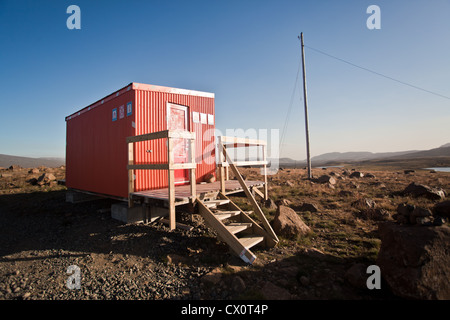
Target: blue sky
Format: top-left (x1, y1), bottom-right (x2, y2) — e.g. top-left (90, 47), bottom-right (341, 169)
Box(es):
top-left (1, 0), bottom-right (449, 160)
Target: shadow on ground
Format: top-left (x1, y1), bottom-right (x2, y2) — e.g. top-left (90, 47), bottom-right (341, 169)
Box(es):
top-left (0, 190), bottom-right (229, 265)
top-left (0, 189), bottom-right (398, 300)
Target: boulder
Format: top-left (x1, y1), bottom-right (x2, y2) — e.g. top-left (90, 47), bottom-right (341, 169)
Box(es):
top-left (396, 203), bottom-right (415, 216)
top-left (402, 182), bottom-right (445, 200)
top-left (357, 208), bottom-right (391, 221)
top-left (27, 178), bottom-right (38, 185)
top-left (395, 203), bottom-right (443, 225)
top-left (8, 165), bottom-right (22, 171)
top-left (329, 171), bottom-right (340, 177)
top-left (275, 198), bottom-right (291, 206)
top-left (264, 198), bottom-right (277, 210)
top-left (296, 202), bottom-right (319, 213)
top-left (351, 198), bottom-right (376, 209)
top-left (377, 222), bottom-right (450, 299)
top-left (394, 203), bottom-right (415, 224)
top-left (273, 205), bottom-right (311, 239)
top-left (37, 172), bottom-right (56, 186)
top-left (349, 171), bottom-right (364, 178)
top-left (315, 175), bottom-right (336, 185)
top-left (433, 200), bottom-right (450, 218)
top-left (345, 263), bottom-right (368, 289)
top-left (285, 180), bottom-right (295, 187)
top-left (411, 207), bottom-right (433, 225)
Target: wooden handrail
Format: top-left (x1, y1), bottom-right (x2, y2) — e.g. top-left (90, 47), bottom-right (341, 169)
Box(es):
top-left (127, 129), bottom-right (196, 230)
top-left (220, 136), bottom-right (267, 146)
top-left (217, 136), bottom-right (268, 200)
top-left (221, 143), bottom-right (278, 244)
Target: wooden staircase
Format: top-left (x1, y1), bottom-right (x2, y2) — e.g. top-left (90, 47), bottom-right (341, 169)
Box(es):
top-left (197, 193), bottom-right (278, 264)
top-left (195, 137), bottom-right (279, 264)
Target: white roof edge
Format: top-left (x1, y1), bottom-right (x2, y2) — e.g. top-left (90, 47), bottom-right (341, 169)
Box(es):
top-left (132, 82), bottom-right (215, 98)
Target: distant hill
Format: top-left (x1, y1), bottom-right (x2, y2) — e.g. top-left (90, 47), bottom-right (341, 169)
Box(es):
top-left (311, 150), bottom-right (419, 163)
top-left (385, 146), bottom-right (450, 160)
top-left (0, 154), bottom-right (65, 168)
top-left (276, 142), bottom-right (450, 167)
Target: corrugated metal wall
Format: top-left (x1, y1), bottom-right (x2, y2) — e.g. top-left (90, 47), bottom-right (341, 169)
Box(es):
top-left (66, 85), bottom-right (135, 198)
top-left (134, 84), bottom-right (216, 192)
top-left (65, 83), bottom-right (216, 199)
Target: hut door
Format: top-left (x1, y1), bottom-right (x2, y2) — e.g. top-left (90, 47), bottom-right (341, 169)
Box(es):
top-left (167, 103), bottom-right (190, 185)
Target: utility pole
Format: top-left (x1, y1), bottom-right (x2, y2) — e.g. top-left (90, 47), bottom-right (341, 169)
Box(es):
top-left (299, 32), bottom-right (312, 179)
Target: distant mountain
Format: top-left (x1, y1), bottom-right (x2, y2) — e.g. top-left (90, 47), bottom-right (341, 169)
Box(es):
top-left (276, 142), bottom-right (450, 167)
top-left (311, 150), bottom-right (419, 164)
top-left (386, 146), bottom-right (450, 160)
top-left (0, 154), bottom-right (65, 168)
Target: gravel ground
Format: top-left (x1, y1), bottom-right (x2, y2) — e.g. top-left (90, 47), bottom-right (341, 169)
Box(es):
top-left (4, 166), bottom-right (436, 301)
top-left (0, 187), bottom-right (238, 300)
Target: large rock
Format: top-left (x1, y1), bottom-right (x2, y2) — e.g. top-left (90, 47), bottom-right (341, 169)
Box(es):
top-left (345, 263), bottom-right (368, 289)
top-left (433, 200), bottom-right (450, 218)
top-left (402, 182), bottom-right (446, 200)
top-left (349, 171), bottom-right (364, 178)
top-left (315, 175), bottom-right (336, 185)
top-left (37, 172), bottom-right (56, 186)
top-left (377, 222), bottom-right (450, 299)
top-left (264, 198), bottom-right (277, 210)
top-left (296, 202), bottom-right (319, 213)
top-left (395, 203), bottom-right (443, 226)
top-left (356, 208), bottom-right (391, 221)
top-left (273, 205), bottom-right (311, 239)
top-left (351, 198), bottom-right (376, 209)
top-left (8, 165), bottom-right (22, 171)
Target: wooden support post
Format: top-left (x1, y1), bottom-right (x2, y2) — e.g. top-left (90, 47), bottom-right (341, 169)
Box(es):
top-left (167, 137), bottom-right (176, 230)
top-left (189, 137), bottom-right (196, 202)
top-left (128, 142), bottom-right (134, 208)
top-left (262, 145), bottom-right (268, 201)
top-left (218, 137), bottom-right (226, 194)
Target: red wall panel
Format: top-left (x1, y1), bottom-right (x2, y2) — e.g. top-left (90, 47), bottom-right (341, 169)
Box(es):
top-left (65, 83), bottom-right (216, 199)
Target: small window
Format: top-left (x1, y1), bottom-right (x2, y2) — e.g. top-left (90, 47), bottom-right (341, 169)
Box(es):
top-left (207, 114), bottom-right (214, 125)
top-left (193, 111), bottom-right (200, 123)
top-left (200, 113), bottom-right (207, 124)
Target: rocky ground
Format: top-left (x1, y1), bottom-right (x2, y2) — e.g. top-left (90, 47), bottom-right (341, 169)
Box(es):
top-left (0, 164), bottom-right (449, 301)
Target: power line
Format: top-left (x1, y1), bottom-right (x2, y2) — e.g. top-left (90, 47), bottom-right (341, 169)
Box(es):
top-left (280, 57), bottom-right (302, 156)
top-left (305, 45), bottom-right (450, 101)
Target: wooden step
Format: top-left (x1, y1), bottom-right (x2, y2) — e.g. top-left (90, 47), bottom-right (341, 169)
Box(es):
top-left (203, 199), bottom-right (230, 208)
top-left (238, 235), bottom-right (264, 250)
top-left (213, 210), bottom-right (241, 221)
top-left (225, 222), bottom-right (252, 234)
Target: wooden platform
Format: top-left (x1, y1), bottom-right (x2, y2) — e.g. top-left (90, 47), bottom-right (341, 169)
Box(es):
top-left (131, 180), bottom-right (264, 205)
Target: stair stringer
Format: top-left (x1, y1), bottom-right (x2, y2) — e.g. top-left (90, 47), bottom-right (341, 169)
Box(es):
top-left (217, 192), bottom-right (277, 248)
top-left (197, 198), bottom-right (258, 264)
